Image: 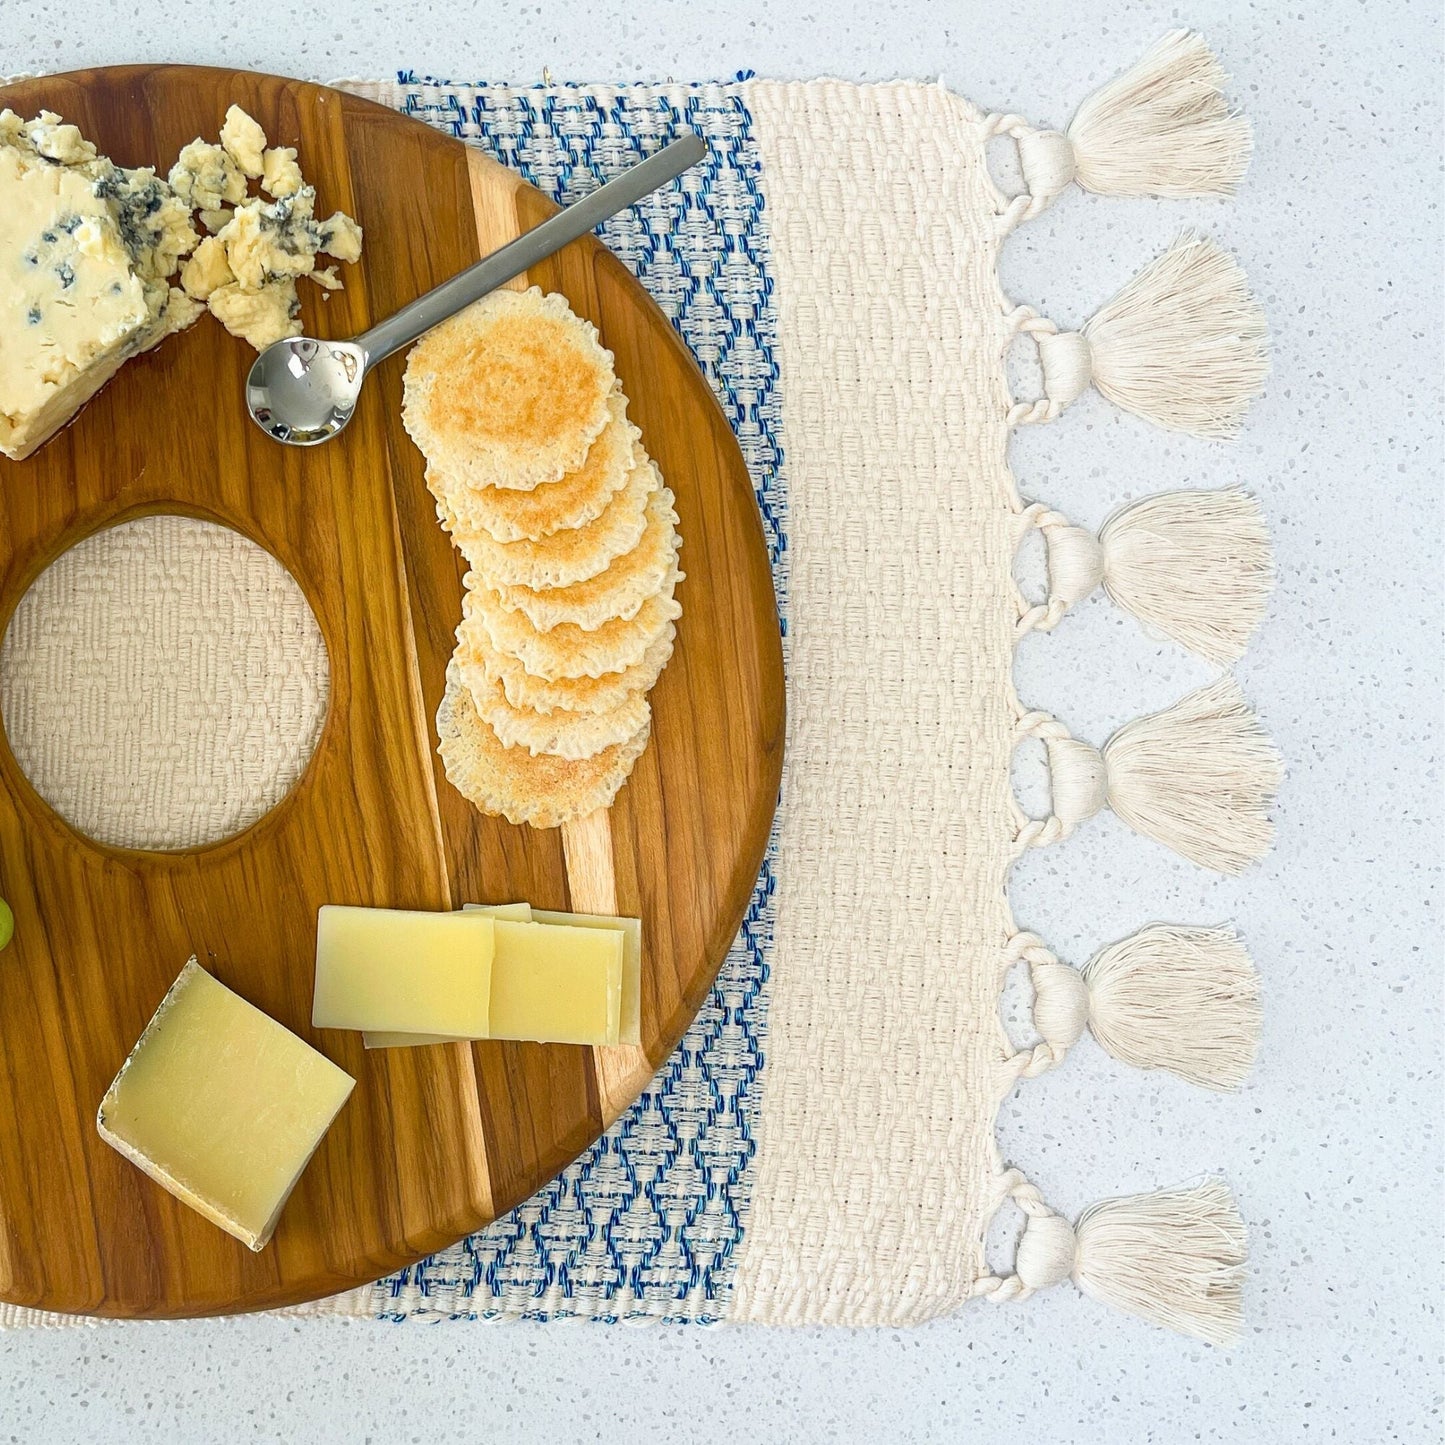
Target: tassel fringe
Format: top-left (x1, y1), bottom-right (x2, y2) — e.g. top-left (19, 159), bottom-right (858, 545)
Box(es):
top-left (1068, 30), bottom-right (1252, 198)
top-left (1081, 925), bottom-right (1262, 1089)
top-left (1098, 489), bottom-right (1274, 663)
top-left (1102, 677), bottom-right (1282, 874)
top-left (1034, 489), bottom-right (1273, 662)
top-left (1073, 1179), bottom-right (1247, 1346)
top-left (1082, 235), bottom-right (1269, 438)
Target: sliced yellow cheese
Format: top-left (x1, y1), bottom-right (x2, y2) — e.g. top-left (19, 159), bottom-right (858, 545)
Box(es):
top-left (463, 902), bottom-right (533, 921)
top-left (489, 919), bottom-right (623, 1046)
top-left (313, 906), bottom-right (493, 1035)
top-left (363, 907), bottom-right (628, 1049)
top-left (531, 909), bottom-right (642, 1047)
top-left (97, 958), bottom-right (354, 1251)
top-left (363, 902), bottom-right (528, 1049)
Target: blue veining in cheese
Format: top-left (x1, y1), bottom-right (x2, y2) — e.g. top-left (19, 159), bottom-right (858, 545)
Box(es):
top-left (0, 109), bottom-right (201, 460)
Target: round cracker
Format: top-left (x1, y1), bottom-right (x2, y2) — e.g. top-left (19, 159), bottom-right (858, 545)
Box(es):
top-left (462, 566), bottom-right (682, 682)
top-left (444, 449), bottom-right (655, 590)
top-left (463, 659), bottom-right (651, 760)
top-left (436, 661), bottom-right (650, 828)
top-left (429, 388), bottom-right (639, 543)
top-left (403, 287), bottom-right (614, 491)
top-left (464, 621), bottom-right (677, 717)
top-left (492, 483), bottom-right (680, 632)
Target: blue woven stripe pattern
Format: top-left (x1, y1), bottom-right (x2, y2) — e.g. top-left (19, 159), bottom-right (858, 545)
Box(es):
top-left (375, 77), bottom-right (785, 1322)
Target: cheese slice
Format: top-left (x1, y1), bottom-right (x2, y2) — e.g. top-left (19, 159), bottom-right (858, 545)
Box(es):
top-left (363, 906), bottom-right (628, 1049)
top-left (531, 910), bottom-right (642, 1046)
top-left (96, 958), bottom-right (354, 1251)
top-left (313, 906), bottom-right (493, 1035)
top-left (362, 902), bottom-right (528, 1049)
top-left (489, 919), bottom-right (623, 1046)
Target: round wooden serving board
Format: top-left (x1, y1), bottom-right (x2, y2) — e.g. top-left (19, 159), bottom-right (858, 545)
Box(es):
top-left (0, 68), bottom-right (783, 1317)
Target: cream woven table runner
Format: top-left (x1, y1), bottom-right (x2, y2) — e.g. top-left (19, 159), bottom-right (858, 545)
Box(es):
top-left (0, 34), bottom-right (1280, 1339)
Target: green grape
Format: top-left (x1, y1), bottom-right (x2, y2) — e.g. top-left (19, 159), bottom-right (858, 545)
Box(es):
top-left (0, 899), bottom-right (12, 952)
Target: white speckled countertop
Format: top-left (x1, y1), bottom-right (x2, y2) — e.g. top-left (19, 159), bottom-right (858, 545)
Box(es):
top-left (2, 2), bottom-right (1441, 1441)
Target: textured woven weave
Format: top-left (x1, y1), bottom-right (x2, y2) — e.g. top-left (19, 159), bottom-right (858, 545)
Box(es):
top-left (0, 518), bottom-right (328, 852)
top-left (728, 81), bottom-right (1017, 1325)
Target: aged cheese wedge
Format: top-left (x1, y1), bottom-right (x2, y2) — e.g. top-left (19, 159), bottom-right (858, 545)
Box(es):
top-left (362, 902), bottom-right (528, 1049)
top-left (364, 909), bottom-right (632, 1049)
top-left (96, 958), bottom-right (354, 1252)
top-left (312, 906), bottom-right (494, 1035)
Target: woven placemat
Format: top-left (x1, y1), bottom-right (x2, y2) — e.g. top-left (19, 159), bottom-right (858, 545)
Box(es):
top-left (2, 35), bottom-right (1278, 1337)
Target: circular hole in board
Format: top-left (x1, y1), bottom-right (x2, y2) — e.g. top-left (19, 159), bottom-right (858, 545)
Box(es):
top-left (0, 516), bottom-right (329, 852)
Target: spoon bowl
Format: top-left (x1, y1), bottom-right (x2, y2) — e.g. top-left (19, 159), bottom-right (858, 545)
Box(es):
top-left (246, 338), bottom-right (369, 445)
top-left (245, 132), bottom-right (707, 446)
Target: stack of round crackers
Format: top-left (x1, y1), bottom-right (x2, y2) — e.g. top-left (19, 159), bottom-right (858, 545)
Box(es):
top-left (403, 286), bottom-right (683, 829)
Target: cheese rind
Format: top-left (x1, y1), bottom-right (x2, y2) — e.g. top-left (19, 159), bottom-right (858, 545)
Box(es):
top-left (313, 906), bottom-right (494, 1035)
top-left (96, 958), bottom-right (354, 1251)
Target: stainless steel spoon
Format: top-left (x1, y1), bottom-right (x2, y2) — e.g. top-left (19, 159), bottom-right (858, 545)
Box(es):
top-left (245, 132), bottom-right (707, 446)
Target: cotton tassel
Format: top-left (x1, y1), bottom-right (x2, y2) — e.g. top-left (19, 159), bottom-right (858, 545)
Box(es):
top-left (1067, 31), bottom-right (1252, 198)
top-left (1074, 1181), bottom-right (1247, 1345)
top-left (1010, 1179), bottom-right (1247, 1345)
top-left (1042, 677), bottom-right (1282, 872)
top-left (1099, 489), bottom-right (1273, 662)
top-left (1081, 925), bottom-right (1261, 1089)
top-left (1071, 235), bottom-right (1269, 438)
top-left (1100, 676), bottom-right (1282, 873)
top-left (1038, 489), bottom-right (1273, 662)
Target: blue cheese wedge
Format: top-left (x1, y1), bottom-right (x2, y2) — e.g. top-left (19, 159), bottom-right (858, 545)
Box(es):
top-left (97, 957), bottom-right (354, 1251)
top-left (0, 109), bottom-right (201, 460)
top-left (1, 103), bottom-right (363, 453)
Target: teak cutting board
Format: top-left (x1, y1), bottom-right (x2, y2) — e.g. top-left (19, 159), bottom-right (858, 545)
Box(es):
top-left (0, 68), bottom-right (784, 1318)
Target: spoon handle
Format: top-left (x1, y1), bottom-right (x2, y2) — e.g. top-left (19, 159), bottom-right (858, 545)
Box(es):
top-left (354, 131), bottom-right (707, 365)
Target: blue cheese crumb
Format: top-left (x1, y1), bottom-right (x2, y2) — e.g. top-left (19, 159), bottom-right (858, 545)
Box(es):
top-left (219, 105), bottom-right (267, 180)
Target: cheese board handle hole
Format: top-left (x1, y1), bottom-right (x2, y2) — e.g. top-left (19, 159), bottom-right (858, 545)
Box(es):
top-left (0, 515), bottom-right (330, 854)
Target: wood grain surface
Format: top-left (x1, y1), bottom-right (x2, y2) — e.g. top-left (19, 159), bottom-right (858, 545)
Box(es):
top-left (0, 68), bottom-right (784, 1317)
